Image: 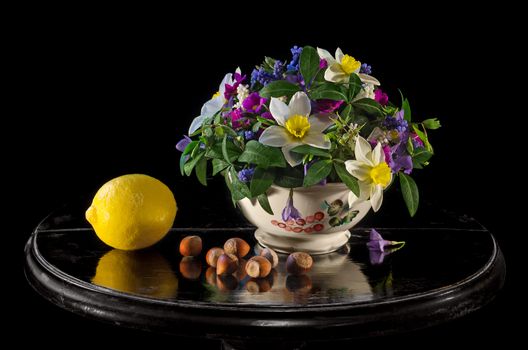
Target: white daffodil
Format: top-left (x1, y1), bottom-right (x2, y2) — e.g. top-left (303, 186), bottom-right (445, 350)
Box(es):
top-left (345, 136), bottom-right (392, 212)
top-left (259, 91), bottom-right (334, 167)
top-left (317, 47), bottom-right (380, 86)
top-left (188, 68), bottom-right (241, 135)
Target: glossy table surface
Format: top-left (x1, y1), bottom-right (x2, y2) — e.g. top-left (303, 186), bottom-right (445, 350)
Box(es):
top-left (24, 200), bottom-right (505, 345)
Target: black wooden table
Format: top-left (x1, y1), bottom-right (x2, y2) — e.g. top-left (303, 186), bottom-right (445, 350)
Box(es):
top-left (24, 201), bottom-right (505, 349)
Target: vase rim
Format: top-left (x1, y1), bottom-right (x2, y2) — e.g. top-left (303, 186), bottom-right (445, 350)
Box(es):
top-left (270, 182), bottom-right (348, 192)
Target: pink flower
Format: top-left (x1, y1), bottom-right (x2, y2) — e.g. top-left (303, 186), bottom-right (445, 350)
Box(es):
top-left (319, 58), bottom-right (328, 69)
top-left (229, 109), bottom-right (247, 129)
top-left (312, 99), bottom-right (344, 114)
top-left (374, 89), bottom-right (389, 106)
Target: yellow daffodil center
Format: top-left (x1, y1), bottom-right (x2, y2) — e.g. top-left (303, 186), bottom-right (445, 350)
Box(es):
top-left (212, 91), bottom-right (221, 99)
top-left (285, 115), bottom-right (311, 138)
top-left (370, 162), bottom-right (391, 187)
top-left (341, 54), bottom-right (361, 75)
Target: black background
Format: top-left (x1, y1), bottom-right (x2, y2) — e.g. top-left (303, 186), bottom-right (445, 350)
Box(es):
top-left (11, 7), bottom-right (522, 348)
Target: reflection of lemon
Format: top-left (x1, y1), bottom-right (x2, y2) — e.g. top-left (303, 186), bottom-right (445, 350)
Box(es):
top-left (92, 249), bottom-right (178, 298)
top-left (86, 174), bottom-right (177, 250)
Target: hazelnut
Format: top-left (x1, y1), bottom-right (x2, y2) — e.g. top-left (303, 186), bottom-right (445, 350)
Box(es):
top-left (179, 235), bottom-right (202, 257)
top-left (205, 247), bottom-right (225, 267)
top-left (259, 248), bottom-right (279, 268)
top-left (234, 258), bottom-right (247, 280)
top-left (245, 256), bottom-right (272, 278)
top-left (246, 278), bottom-right (272, 293)
top-left (224, 238), bottom-right (250, 258)
top-left (216, 274), bottom-right (238, 291)
top-left (179, 256), bottom-right (202, 280)
top-left (286, 252), bottom-right (313, 275)
top-left (286, 274), bottom-right (312, 292)
top-left (216, 253), bottom-right (239, 275)
top-left (205, 267), bottom-right (217, 286)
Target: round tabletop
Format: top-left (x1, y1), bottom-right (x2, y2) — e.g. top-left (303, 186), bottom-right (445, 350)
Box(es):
top-left (24, 201), bottom-right (505, 345)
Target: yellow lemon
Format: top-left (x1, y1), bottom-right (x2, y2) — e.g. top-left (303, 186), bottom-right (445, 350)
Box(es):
top-left (92, 249), bottom-right (178, 298)
top-left (86, 174), bottom-right (177, 250)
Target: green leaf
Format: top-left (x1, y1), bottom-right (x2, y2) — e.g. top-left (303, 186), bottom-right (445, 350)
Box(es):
top-left (212, 158), bottom-right (229, 176)
top-left (274, 166), bottom-right (304, 188)
top-left (229, 167), bottom-right (251, 201)
top-left (333, 162), bottom-right (359, 196)
top-left (412, 148), bottom-right (433, 168)
top-left (179, 153), bottom-right (187, 176)
top-left (250, 167), bottom-right (275, 197)
top-left (238, 140), bottom-right (286, 168)
top-left (340, 104), bottom-right (352, 121)
top-left (257, 193), bottom-right (274, 215)
top-left (222, 136), bottom-right (242, 164)
top-left (183, 151), bottom-right (204, 176)
top-left (400, 173), bottom-right (419, 217)
top-left (303, 160), bottom-right (333, 187)
top-left (300, 46), bottom-right (319, 86)
top-left (195, 156), bottom-right (207, 186)
top-left (291, 144), bottom-right (332, 158)
top-left (347, 73), bottom-right (363, 101)
top-left (310, 83), bottom-right (348, 101)
top-left (402, 98), bottom-right (411, 122)
top-left (259, 80), bottom-right (300, 98)
top-left (182, 141), bottom-right (199, 156)
top-left (422, 118), bottom-right (441, 130)
top-left (252, 121), bottom-right (262, 133)
top-left (352, 98), bottom-right (384, 118)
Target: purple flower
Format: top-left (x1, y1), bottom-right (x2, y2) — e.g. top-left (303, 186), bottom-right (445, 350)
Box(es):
top-left (229, 109), bottom-right (247, 129)
top-left (312, 99), bottom-right (344, 114)
top-left (282, 189), bottom-right (302, 222)
top-left (319, 59), bottom-right (328, 69)
top-left (224, 72), bottom-right (246, 100)
top-left (374, 89), bottom-right (389, 106)
top-left (176, 135), bottom-right (191, 152)
top-left (389, 138), bottom-right (413, 174)
top-left (287, 46), bottom-right (303, 72)
top-left (411, 133), bottom-right (424, 148)
top-left (383, 110), bottom-right (408, 133)
top-left (261, 111), bottom-right (273, 120)
top-left (360, 63), bottom-right (372, 75)
top-left (273, 60), bottom-right (285, 79)
top-left (251, 67), bottom-right (274, 87)
top-left (367, 229), bottom-right (406, 265)
top-left (242, 92), bottom-right (267, 113)
top-left (237, 168), bottom-right (255, 182)
top-left (367, 229), bottom-right (393, 252)
top-left (244, 130), bottom-right (256, 140)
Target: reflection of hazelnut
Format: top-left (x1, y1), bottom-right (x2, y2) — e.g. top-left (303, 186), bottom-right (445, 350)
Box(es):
top-left (179, 235), bottom-right (202, 257)
top-left (246, 278), bottom-right (272, 293)
top-left (206, 247), bottom-right (224, 267)
top-left (216, 253), bottom-right (239, 275)
top-left (179, 257), bottom-right (202, 280)
top-left (224, 238), bottom-right (250, 258)
top-left (205, 267), bottom-right (217, 286)
top-left (245, 256), bottom-right (272, 278)
top-left (216, 274), bottom-right (238, 291)
top-left (286, 252), bottom-right (313, 275)
top-left (259, 248), bottom-right (279, 268)
top-left (286, 274), bottom-right (312, 293)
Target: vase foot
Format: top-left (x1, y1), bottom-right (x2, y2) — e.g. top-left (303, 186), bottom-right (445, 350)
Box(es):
top-left (254, 229), bottom-right (351, 255)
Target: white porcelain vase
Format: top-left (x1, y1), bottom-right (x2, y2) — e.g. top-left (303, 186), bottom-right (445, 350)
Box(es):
top-left (238, 183), bottom-right (371, 254)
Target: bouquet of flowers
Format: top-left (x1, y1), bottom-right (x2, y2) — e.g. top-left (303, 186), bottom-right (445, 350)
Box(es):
top-left (177, 45), bottom-right (440, 217)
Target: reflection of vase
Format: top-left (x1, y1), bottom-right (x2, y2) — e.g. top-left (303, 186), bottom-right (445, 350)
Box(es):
top-left (238, 183), bottom-right (371, 254)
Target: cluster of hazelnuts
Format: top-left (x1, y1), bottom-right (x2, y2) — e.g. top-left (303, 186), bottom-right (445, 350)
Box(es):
top-left (178, 235), bottom-right (313, 282)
